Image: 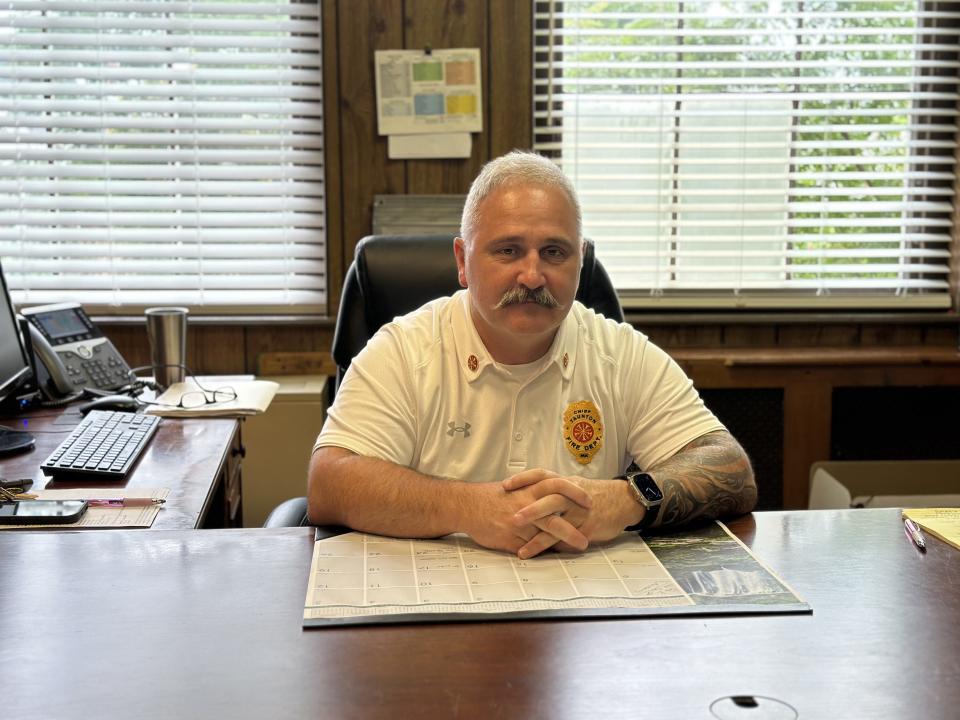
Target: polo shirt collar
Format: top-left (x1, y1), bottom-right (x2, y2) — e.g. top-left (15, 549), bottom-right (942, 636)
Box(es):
top-left (451, 290), bottom-right (578, 383)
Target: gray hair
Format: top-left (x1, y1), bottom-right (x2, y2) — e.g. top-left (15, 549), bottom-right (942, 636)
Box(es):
top-left (459, 150), bottom-right (582, 241)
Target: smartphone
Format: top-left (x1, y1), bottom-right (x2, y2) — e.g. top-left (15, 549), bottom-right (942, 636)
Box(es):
top-left (0, 500), bottom-right (88, 524)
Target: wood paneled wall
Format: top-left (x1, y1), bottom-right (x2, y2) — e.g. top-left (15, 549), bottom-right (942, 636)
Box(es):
top-left (324, 0), bottom-right (532, 307)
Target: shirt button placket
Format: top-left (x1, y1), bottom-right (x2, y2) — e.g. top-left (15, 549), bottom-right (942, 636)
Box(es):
top-left (508, 386), bottom-right (527, 466)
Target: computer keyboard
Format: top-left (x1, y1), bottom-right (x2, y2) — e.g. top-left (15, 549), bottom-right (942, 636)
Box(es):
top-left (40, 410), bottom-right (161, 480)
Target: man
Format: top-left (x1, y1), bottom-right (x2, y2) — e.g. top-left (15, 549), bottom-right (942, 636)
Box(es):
top-left (308, 151), bottom-right (756, 559)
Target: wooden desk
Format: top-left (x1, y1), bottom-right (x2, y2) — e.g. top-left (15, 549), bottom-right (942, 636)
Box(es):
top-left (0, 408), bottom-right (243, 529)
top-left (3, 509), bottom-right (957, 719)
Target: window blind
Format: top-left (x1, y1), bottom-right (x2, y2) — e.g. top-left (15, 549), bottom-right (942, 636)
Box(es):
top-left (533, 0), bottom-right (959, 308)
top-left (1, 0), bottom-right (325, 313)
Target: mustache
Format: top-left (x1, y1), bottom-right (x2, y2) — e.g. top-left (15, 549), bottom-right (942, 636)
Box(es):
top-left (494, 286), bottom-right (561, 309)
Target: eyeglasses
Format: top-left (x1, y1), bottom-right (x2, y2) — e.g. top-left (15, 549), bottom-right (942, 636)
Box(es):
top-left (137, 370), bottom-right (238, 411)
top-left (175, 387), bottom-right (238, 409)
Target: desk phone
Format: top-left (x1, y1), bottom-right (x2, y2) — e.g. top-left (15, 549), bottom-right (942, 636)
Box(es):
top-left (20, 302), bottom-right (133, 398)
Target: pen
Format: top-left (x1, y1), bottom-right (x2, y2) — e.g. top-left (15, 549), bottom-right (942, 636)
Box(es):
top-left (85, 498), bottom-right (166, 508)
top-left (903, 517), bottom-right (926, 551)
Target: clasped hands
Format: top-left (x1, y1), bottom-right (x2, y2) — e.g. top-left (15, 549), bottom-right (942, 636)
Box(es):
top-left (467, 468), bottom-right (637, 560)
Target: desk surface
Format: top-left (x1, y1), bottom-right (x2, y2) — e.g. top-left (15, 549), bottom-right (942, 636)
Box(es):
top-left (3, 508), bottom-right (958, 719)
top-left (0, 408), bottom-right (238, 529)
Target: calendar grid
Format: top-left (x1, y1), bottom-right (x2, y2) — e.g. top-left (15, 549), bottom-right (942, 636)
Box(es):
top-left (305, 523), bottom-right (809, 625)
top-left (306, 532), bottom-right (691, 618)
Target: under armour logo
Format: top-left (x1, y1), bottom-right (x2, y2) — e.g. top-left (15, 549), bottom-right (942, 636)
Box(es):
top-left (447, 421), bottom-right (471, 438)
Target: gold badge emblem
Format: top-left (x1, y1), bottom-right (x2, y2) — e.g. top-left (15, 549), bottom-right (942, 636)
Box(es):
top-left (563, 400), bottom-right (603, 465)
top-left (467, 355), bottom-right (479, 372)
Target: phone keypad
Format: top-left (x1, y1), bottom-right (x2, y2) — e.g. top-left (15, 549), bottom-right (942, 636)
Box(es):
top-left (59, 343), bottom-right (131, 390)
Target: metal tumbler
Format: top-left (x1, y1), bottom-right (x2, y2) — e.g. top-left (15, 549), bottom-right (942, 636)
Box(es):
top-left (145, 307), bottom-right (189, 389)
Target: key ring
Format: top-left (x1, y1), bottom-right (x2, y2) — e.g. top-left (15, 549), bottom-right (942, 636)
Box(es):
top-left (0, 478), bottom-right (33, 492)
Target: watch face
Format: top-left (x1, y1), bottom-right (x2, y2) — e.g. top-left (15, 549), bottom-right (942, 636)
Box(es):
top-left (633, 473), bottom-right (663, 502)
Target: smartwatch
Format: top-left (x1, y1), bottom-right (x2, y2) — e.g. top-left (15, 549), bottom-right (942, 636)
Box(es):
top-left (618, 471), bottom-right (663, 532)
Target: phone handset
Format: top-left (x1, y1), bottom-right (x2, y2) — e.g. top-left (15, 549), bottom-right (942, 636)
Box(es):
top-left (23, 322), bottom-right (75, 397)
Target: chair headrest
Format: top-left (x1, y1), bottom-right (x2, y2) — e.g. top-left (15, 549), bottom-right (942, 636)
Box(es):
top-left (356, 235), bottom-right (461, 333)
top-left (331, 234), bottom-right (624, 387)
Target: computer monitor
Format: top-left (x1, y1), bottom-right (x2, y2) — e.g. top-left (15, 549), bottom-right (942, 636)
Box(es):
top-left (0, 257), bottom-right (36, 454)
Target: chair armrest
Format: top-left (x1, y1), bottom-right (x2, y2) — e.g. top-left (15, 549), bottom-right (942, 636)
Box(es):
top-left (263, 496), bottom-right (310, 527)
top-left (262, 496), bottom-right (349, 540)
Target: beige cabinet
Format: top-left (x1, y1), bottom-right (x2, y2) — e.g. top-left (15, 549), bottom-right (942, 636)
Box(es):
top-left (241, 375), bottom-right (328, 527)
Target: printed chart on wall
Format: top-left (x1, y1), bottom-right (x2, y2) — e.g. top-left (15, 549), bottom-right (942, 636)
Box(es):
top-left (374, 48), bottom-right (482, 135)
top-left (303, 522), bottom-right (810, 628)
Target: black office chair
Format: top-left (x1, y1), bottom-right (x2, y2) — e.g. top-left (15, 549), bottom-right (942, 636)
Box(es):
top-left (263, 234), bottom-right (623, 530)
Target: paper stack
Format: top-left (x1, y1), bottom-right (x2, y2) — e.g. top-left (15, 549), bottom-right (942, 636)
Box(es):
top-left (145, 379), bottom-right (278, 418)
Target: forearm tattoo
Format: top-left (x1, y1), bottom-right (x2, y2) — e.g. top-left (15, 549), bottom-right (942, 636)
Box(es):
top-left (651, 430), bottom-right (757, 529)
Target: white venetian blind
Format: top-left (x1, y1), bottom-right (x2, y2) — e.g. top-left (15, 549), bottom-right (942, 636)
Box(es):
top-left (534, 0), bottom-right (959, 308)
top-left (1, 0), bottom-right (325, 313)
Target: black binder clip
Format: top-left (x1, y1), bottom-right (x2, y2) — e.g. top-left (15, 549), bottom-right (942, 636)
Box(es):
top-left (424, 43), bottom-right (432, 56)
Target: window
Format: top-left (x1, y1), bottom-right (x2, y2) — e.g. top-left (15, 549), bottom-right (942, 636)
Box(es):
top-left (534, 1), bottom-right (959, 308)
top-left (1, 1), bottom-right (325, 314)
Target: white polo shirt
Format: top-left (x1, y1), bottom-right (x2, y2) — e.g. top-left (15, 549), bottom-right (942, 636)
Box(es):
top-left (316, 290), bottom-right (724, 482)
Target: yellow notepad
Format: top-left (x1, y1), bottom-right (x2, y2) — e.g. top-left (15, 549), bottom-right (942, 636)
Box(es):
top-left (902, 508), bottom-right (960, 551)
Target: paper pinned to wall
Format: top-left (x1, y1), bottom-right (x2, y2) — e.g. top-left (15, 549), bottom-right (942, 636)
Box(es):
top-left (388, 132), bottom-right (472, 159)
top-left (375, 48), bottom-right (482, 136)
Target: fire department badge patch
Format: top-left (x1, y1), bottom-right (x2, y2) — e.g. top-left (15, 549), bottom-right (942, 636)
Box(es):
top-left (563, 400), bottom-right (603, 465)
